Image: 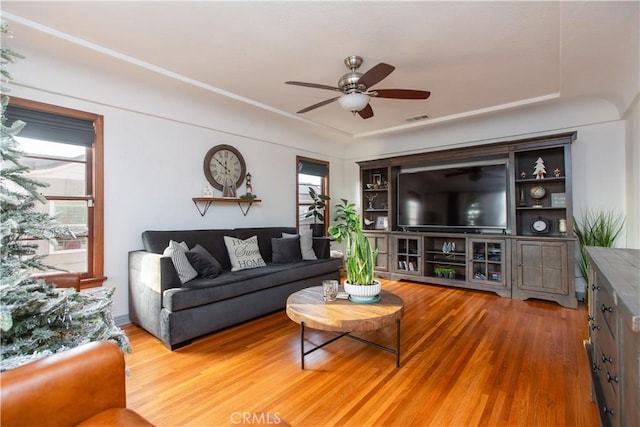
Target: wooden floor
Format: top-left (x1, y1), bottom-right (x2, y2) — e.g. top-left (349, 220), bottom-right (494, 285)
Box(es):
top-left (123, 279), bottom-right (599, 427)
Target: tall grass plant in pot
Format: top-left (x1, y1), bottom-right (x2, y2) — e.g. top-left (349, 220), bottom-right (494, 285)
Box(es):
top-left (574, 208), bottom-right (624, 287)
top-left (328, 199), bottom-right (380, 301)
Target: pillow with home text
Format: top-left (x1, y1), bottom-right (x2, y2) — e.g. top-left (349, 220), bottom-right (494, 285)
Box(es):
top-left (223, 235), bottom-right (266, 271)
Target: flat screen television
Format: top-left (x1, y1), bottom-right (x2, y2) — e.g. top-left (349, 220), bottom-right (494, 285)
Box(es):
top-left (397, 162), bottom-right (507, 230)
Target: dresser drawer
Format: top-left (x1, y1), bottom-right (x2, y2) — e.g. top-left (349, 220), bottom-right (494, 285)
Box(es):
top-left (595, 340), bottom-right (620, 427)
top-left (596, 285), bottom-right (617, 340)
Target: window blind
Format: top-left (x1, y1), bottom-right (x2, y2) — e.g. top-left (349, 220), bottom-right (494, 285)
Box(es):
top-left (5, 105), bottom-right (95, 147)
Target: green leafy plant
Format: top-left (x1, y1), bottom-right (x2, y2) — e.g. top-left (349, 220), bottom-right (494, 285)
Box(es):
top-left (305, 187), bottom-right (330, 225)
top-left (574, 208), bottom-right (625, 284)
top-left (328, 199), bottom-right (378, 285)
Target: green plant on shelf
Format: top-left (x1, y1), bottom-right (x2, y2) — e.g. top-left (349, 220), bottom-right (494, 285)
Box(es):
top-left (434, 266), bottom-right (456, 279)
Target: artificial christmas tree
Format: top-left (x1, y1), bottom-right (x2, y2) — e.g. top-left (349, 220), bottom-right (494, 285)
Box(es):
top-left (0, 22), bottom-right (130, 371)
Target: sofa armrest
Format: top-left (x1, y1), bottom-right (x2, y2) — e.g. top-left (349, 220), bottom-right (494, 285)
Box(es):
top-left (0, 341), bottom-right (150, 427)
top-left (312, 237), bottom-right (332, 259)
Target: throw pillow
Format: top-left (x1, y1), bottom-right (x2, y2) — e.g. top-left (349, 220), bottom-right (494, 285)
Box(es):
top-left (163, 240), bottom-right (197, 284)
top-left (283, 228), bottom-right (317, 260)
top-left (186, 244), bottom-right (223, 278)
top-left (223, 235), bottom-right (266, 272)
top-left (271, 236), bottom-right (303, 263)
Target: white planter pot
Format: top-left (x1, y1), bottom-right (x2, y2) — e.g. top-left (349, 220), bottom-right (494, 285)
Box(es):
top-left (344, 280), bottom-right (381, 303)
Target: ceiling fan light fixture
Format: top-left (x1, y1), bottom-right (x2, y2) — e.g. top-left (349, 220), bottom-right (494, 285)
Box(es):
top-left (338, 92), bottom-right (370, 113)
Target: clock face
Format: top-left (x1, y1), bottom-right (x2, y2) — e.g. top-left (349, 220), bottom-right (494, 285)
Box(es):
top-left (203, 145), bottom-right (246, 191)
top-left (530, 217), bottom-right (549, 233)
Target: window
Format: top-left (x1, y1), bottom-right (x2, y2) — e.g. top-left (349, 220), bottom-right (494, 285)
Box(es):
top-left (7, 98), bottom-right (104, 287)
top-left (296, 156), bottom-right (330, 236)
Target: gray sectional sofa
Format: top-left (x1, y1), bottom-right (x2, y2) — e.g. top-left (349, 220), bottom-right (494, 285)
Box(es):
top-left (128, 227), bottom-right (341, 349)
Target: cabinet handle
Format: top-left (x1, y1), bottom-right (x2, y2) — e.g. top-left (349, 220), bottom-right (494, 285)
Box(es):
top-left (602, 354), bottom-right (614, 364)
top-left (591, 284), bottom-right (601, 291)
top-left (606, 372), bottom-right (618, 383)
top-left (603, 405), bottom-right (615, 416)
top-left (592, 363), bottom-right (602, 372)
top-left (587, 315), bottom-right (595, 322)
top-left (591, 324), bottom-right (601, 331)
top-left (600, 304), bottom-right (613, 313)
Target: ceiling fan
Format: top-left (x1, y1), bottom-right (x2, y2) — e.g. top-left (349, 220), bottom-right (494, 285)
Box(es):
top-left (285, 55), bottom-right (431, 119)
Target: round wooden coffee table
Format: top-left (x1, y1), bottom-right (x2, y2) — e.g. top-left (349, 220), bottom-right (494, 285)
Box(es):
top-left (286, 286), bottom-right (404, 369)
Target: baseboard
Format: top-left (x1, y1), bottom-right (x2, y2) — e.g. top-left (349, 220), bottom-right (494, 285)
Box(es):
top-left (115, 314), bottom-right (131, 326)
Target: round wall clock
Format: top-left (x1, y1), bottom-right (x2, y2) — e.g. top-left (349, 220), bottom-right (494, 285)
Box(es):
top-left (530, 216), bottom-right (550, 234)
top-left (203, 144), bottom-right (247, 191)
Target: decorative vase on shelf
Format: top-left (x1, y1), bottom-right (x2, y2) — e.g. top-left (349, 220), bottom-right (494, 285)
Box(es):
top-left (344, 280), bottom-right (382, 303)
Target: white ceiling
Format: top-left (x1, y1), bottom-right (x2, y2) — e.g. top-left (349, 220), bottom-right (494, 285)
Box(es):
top-left (2, 1), bottom-right (638, 140)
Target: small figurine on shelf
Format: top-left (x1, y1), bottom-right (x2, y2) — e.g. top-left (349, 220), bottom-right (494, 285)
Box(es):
top-left (554, 167), bottom-right (561, 177)
top-left (245, 172), bottom-right (253, 195)
top-left (202, 182), bottom-right (214, 198)
top-left (365, 193), bottom-right (377, 210)
top-left (240, 172), bottom-right (257, 199)
top-left (533, 157), bottom-right (546, 179)
top-left (520, 171), bottom-right (527, 180)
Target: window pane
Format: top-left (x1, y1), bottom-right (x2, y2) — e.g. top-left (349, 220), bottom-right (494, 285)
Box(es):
top-left (18, 137), bottom-right (87, 197)
top-left (30, 199), bottom-right (88, 273)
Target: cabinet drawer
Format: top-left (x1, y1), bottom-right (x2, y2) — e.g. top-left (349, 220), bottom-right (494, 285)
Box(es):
top-left (596, 285), bottom-right (617, 341)
top-left (595, 340), bottom-right (620, 427)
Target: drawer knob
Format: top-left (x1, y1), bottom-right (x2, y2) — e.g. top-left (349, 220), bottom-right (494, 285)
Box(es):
top-left (602, 354), bottom-right (614, 364)
top-left (591, 324), bottom-right (601, 331)
top-left (591, 285), bottom-right (601, 291)
top-left (606, 372), bottom-right (619, 383)
top-left (592, 363), bottom-right (602, 372)
top-left (603, 405), bottom-right (615, 416)
top-left (600, 304), bottom-right (613, 313)
top-left (587, 315), bottom-right (595, 322)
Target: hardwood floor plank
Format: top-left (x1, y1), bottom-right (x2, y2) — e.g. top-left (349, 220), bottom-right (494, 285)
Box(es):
top-left (123, 280), bottom-right (598, 426)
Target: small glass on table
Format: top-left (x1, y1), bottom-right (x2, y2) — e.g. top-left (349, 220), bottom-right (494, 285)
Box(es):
top-left (322, 280), bottom-right (339, 302)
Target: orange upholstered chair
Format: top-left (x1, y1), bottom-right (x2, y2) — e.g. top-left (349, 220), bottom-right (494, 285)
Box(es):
top-left (1, 341), bottom-right (153, 427)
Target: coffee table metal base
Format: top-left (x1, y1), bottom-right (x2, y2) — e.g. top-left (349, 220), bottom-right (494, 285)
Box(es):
top-left (299, 319), bottom-right (401, 369)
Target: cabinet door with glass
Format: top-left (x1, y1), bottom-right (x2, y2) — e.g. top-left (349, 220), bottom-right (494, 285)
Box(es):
top-left (392, 234), bottom-right (422, 275)
top-left (468, 239), bottom-right (506, 287)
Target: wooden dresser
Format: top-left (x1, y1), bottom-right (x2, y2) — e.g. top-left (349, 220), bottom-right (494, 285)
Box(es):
top-left (585, 247), bottom-right (639, 427)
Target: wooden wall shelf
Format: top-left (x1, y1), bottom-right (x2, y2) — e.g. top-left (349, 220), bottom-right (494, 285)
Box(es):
top-left (192, 197), bottom-right (261, 217)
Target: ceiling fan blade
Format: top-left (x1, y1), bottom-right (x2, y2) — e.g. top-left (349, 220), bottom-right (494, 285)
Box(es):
top-left (296, 97), bottom-right (340, 114)
top-left (357, 63), bottom-right (395, 89)
top-left (357, 104), bottom-right (374, 119)
top-left (285, 81), bottom-right (340, 92)
top-left (372, 89), bottom-right (431, 100)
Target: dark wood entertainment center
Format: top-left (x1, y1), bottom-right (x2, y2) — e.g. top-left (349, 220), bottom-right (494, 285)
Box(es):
top-left (359, 132), bottom-right (578, 309)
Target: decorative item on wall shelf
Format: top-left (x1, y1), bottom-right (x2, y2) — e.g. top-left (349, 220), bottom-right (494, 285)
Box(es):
top-left (202, 183), bottom-right (214, 198)
top-left (372, 173), bottom-right (382, 188)
top-left (533, 157), bottom-right (546, 179)
top-left (245, 172), bottom-right (253, 196)
top-left (520, 171), bottom-right (527, 179)
top-left (529, 185), bottom-right (546, 207)
top-left (554, 167), bottom-right (562, 177)
top-left (222, 178), bottom-right (236, 198)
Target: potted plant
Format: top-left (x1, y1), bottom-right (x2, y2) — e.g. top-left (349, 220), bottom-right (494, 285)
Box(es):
top-left (328, 199), bottom-right (380, 302)
top-left (305, 187), bottom-right (330, 237)
top-left (574, 208), bottom-right (624, 289)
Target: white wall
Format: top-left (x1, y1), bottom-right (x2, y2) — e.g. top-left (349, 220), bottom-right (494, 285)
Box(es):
top-left (10, 46), bottom-right (345, 320)
top-left (624, 95), bottom-right (640, 248)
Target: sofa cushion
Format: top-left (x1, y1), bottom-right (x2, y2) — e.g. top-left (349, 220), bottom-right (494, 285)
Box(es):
top-left (283, 229), bottom-right (317, 260)
top-left (163, 257), bottom-right (342, 312)
top-left (186, 244), bottom-right (222, 278)
top-left (142, 229), bottom-right (235, 270)
top-left (162, 241), bottom-right (197, 284)
top-left (224, 235), bottom-right (267, 271)
top-left (271, 237), bottom-right (302, 263)
top-left (234, 227), bottom-right (296, 263)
